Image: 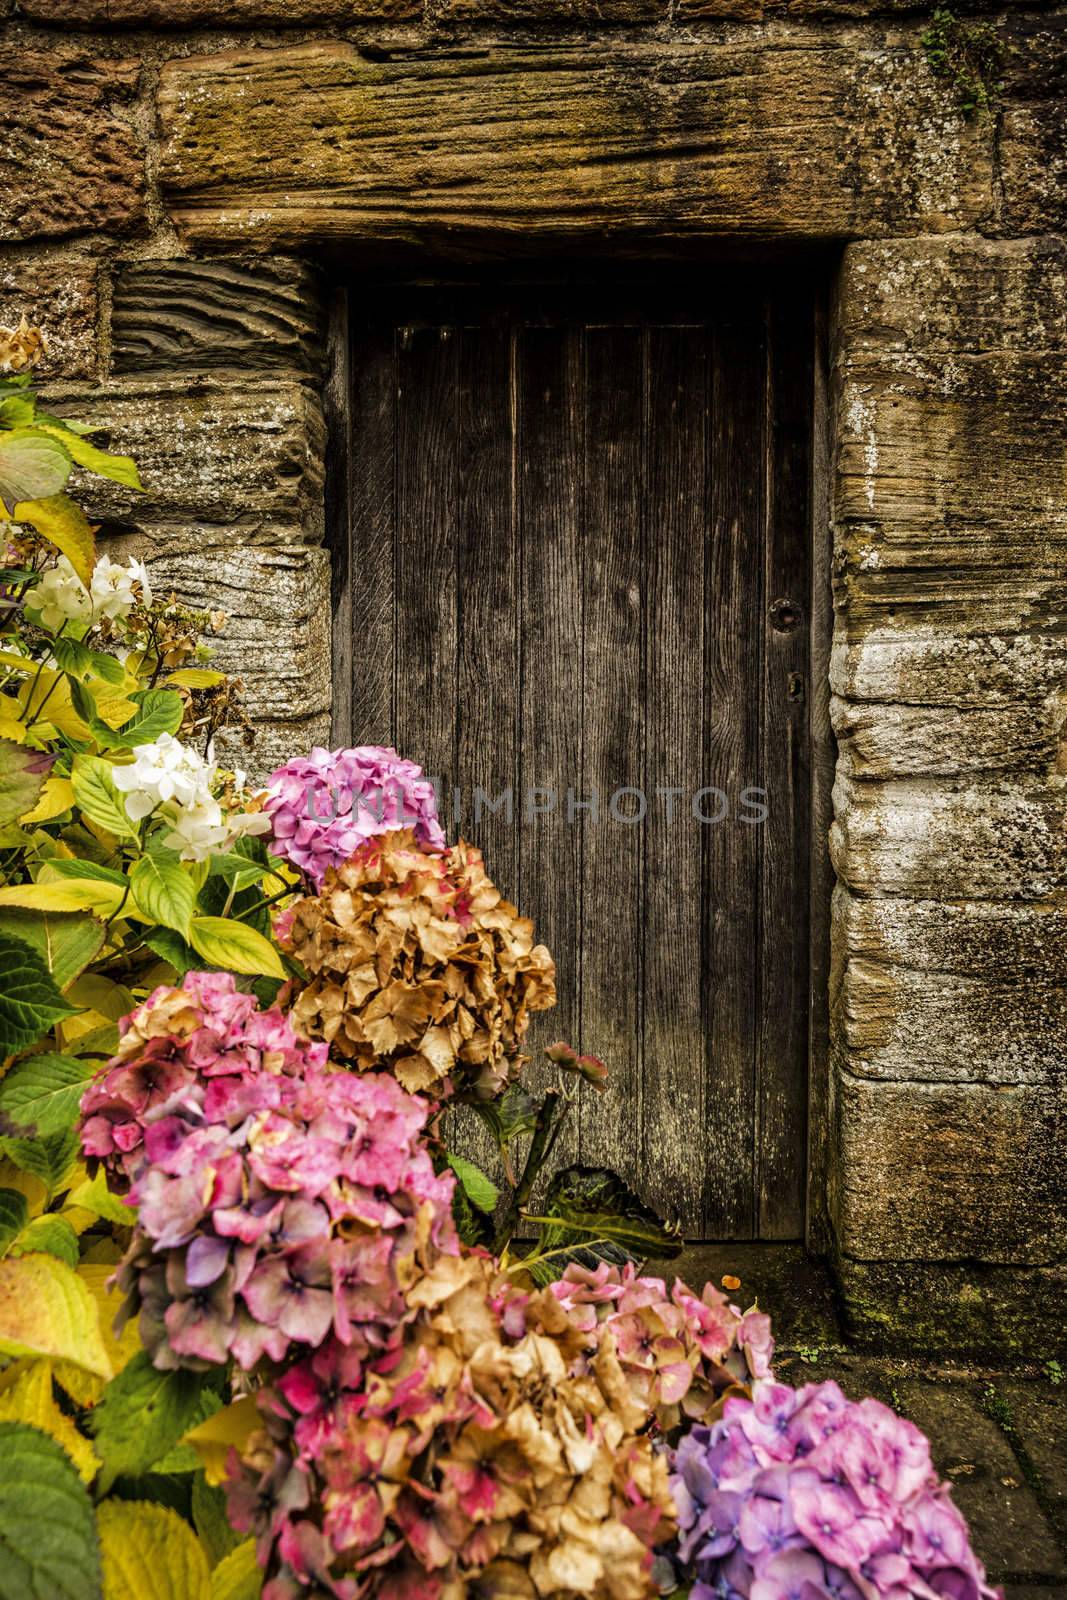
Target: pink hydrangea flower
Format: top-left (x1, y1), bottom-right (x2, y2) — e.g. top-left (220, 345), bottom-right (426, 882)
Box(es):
top-left (668, 1378), bottom-right (1002, 1600)
top-left (79, 972), bottom-right (325, 1191)
top-left (264, 745), bottom-right (445, 888)
top-left (79, 977), bottom-right (458, 1373)
top-left (551, 1260), bottom-right (772, 1423)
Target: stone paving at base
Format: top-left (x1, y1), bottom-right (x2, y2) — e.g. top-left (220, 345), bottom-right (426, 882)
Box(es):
top-left (651, 1245), bottom-right (1067, 1598)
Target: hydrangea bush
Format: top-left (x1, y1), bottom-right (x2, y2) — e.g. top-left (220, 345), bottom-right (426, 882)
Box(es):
top-left (667, 1378), bottom-right (1002, 1600)
top-left (226, 1252), bottom-right (679, 1600)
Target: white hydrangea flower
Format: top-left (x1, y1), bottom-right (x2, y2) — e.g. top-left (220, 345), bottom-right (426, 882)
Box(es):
top-left (162, 796), bottom-right (231, 860)
top-left (112, 732), bottom-right (214, 821)
top-left (31, 556), bottom-right (92, 632)
top-left (89, 555), bottom-right (152, 622)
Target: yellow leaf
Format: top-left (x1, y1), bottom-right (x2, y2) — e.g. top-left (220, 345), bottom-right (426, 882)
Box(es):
top-left (53, 1263), bottom-right (141, 1408)
top-left (184, 1396), bottom-right (260, 1487)
top-left (0, 1253), bottom-right (112, 1378)
top-left (0, 1357), bottom-right (99, 1481)
top-left (189, 917), bottom-right (284, 980)
top-left (21, 776), bottom-right (75, 823)
top-left (14, 668), bottom-right (90, 740)
top-left (94, 690), bottom-right (140, 731)
top-left (0, 879), bottom-right (123, 914)
top-left (13, 493), bottom-right (95, 588)
top-left (65, 973), bottom-right (136, 1022)
top-left (166, 669), bottom-right (226, 690)
top-left (211, 1541), bottom-right (262, 1600)
top-left (0, 1159), bottom-right (47, 1215)
top-left (0, 709), bottom-right (25, 744)
top-left (98, 1500), bottom-right (211, 1600)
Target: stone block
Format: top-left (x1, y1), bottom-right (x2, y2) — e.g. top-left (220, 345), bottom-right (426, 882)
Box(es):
top-left (0, 259), bottom-right (99, 380)
top-left (830, 626), bottom-right (1065, 709)
top-left (836, 237), bottom-right (1067, 360)
top-left (891, 1380), bottom-right (1065, 1582)
top-left (997, 1381), bottom-right (1067, 1546)
top-left (830, 774), bottom-right (1065, 899)
top-left (50, 381), bottom-right (325, 539)
top-left (156, 33), bottom-right (991, 251)
top-left (834, 1071), bottom-right (1065, 1264)
top-left (832, 695), bottom-right (1062, 779)
top-left (20, 0), bottom-right (416, 20)
top-left (112, 259), bottom-right (325, 378)
top-left (0, 49), bottom-right (144, 242)
top-left (439, 0), bottom-right (665, 18)
top-left (834, 889), bottom-right (1067, 984)
top-left (995, 14), bottom-right (1067, 235)
top-left (142, 542), bottom-right (332, 783)
top-left (835, 1256), bottom-right (1067, 1360)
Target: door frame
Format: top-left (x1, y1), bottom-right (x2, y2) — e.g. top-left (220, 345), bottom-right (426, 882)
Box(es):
top-left (322, 262), bottom-right (837, 1254)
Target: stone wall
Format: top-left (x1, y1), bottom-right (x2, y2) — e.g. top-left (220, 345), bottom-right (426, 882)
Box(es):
top-left (1, 0), bottom-right (1064, 1351)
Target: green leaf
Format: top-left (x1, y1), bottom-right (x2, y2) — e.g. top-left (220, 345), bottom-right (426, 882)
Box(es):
top-left (210, 1541), bottom-right (261, 1600)
top-left (0, 1421), bottom-right (101, 1600)
top-left (0, 931), bottom-right (79, 1054)
top-left (0, 1054), bottom-right (94, 1137)
top-left (130, 854), bottom-right (195, 939)
top-left (206, 854), bottom-right (266, 893)
top-left (143, 926), bottom-right (200, 981)
top-left (70, 755), bottom-right (136, 842)
top-left (12, 1215), bottom-right (79, 1269)
top-left (447, 1153), bottom-right (500, 1215)
top-left (50, 636), bottom-right (126, 688)
top-left (89, 1352), bottom-right (216, 1493)
top-left (13, 495), bottom-right (94, 590)
top-left (1, 1128), bottom-right (79, 1196)
top-left (526, 1164), bottom-right (684, 1287)
top-left (106, 690), bottom-right (183, 750)
top-left (0, 1189), bottom-right (29, 1254)
top-left (150, 1388), bottom-right (223, 1475)
top-left (27, 420), bottom-right (142, 491)
top-left (450, 1181), bottom-right (493, 1250)
top-left (471, 1082), bottom-right (540, 1151)
top-left (189, 917), bottom-right (284, 980)
top-left (192, 1472), bottom-right (242, 1567)
top-left (65, 1170), bottom-right (135, 1227)
top-left (0, 430), bottom-right (72, 511)
top-left (0, 738), bottom-right (52, 829)
top-left (0, 910), bottom-right (104, 992)
top-left (43, 860), bottom-right (128, 889)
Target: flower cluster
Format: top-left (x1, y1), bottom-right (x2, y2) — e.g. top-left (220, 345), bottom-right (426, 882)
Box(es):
top-left (265, 745), bottom-right (445, 888)
top-left (80, 974), bottom-right (457, 1371)
top-left (111, 731), bottom-right (271, 860)
top-left (668, 1378), bottom-right (1001, 1600)
top-left (284, 832), bottom-right (556, 1099)
top-left (551, 1263), bottom-right (773, 1430)
top-left (28, 551), bottom-right (152, 632)
top-left (226, 1250), bottom-right (677, 1600)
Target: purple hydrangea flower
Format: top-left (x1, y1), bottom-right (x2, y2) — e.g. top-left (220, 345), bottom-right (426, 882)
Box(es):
top-left (263, 745), bottom-right (445, 888)
top-left (669, 1379), bottom-right (1002, 1600)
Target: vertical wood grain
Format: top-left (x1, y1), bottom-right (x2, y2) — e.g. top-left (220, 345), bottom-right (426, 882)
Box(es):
top-left (515, 321), bottom-right (583, 1175)
top-left (394, 320), bottom-right (459, 795)
top-left (347, 316), bottom-right (396, 744)
top-left (758, 291), bottom-right (814, 1238)
top-left (452, 316), bottom-right (519, 1171)
top-left (641, 323), bottom-right (708, 1225)
top-left (703, 301), bottom-right (765, 1239)
top-left (578, 325), bottom-right (645, 1183)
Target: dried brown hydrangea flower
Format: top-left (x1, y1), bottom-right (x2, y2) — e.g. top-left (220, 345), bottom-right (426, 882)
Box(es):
top-left (0, 316), bottom-right (45, 374)
top-left (284, 831), bottom-right (556, 1100)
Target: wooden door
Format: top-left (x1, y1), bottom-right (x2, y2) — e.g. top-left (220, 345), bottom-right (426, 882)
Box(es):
top-left (340, 278), bottom-right (814, 1240)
